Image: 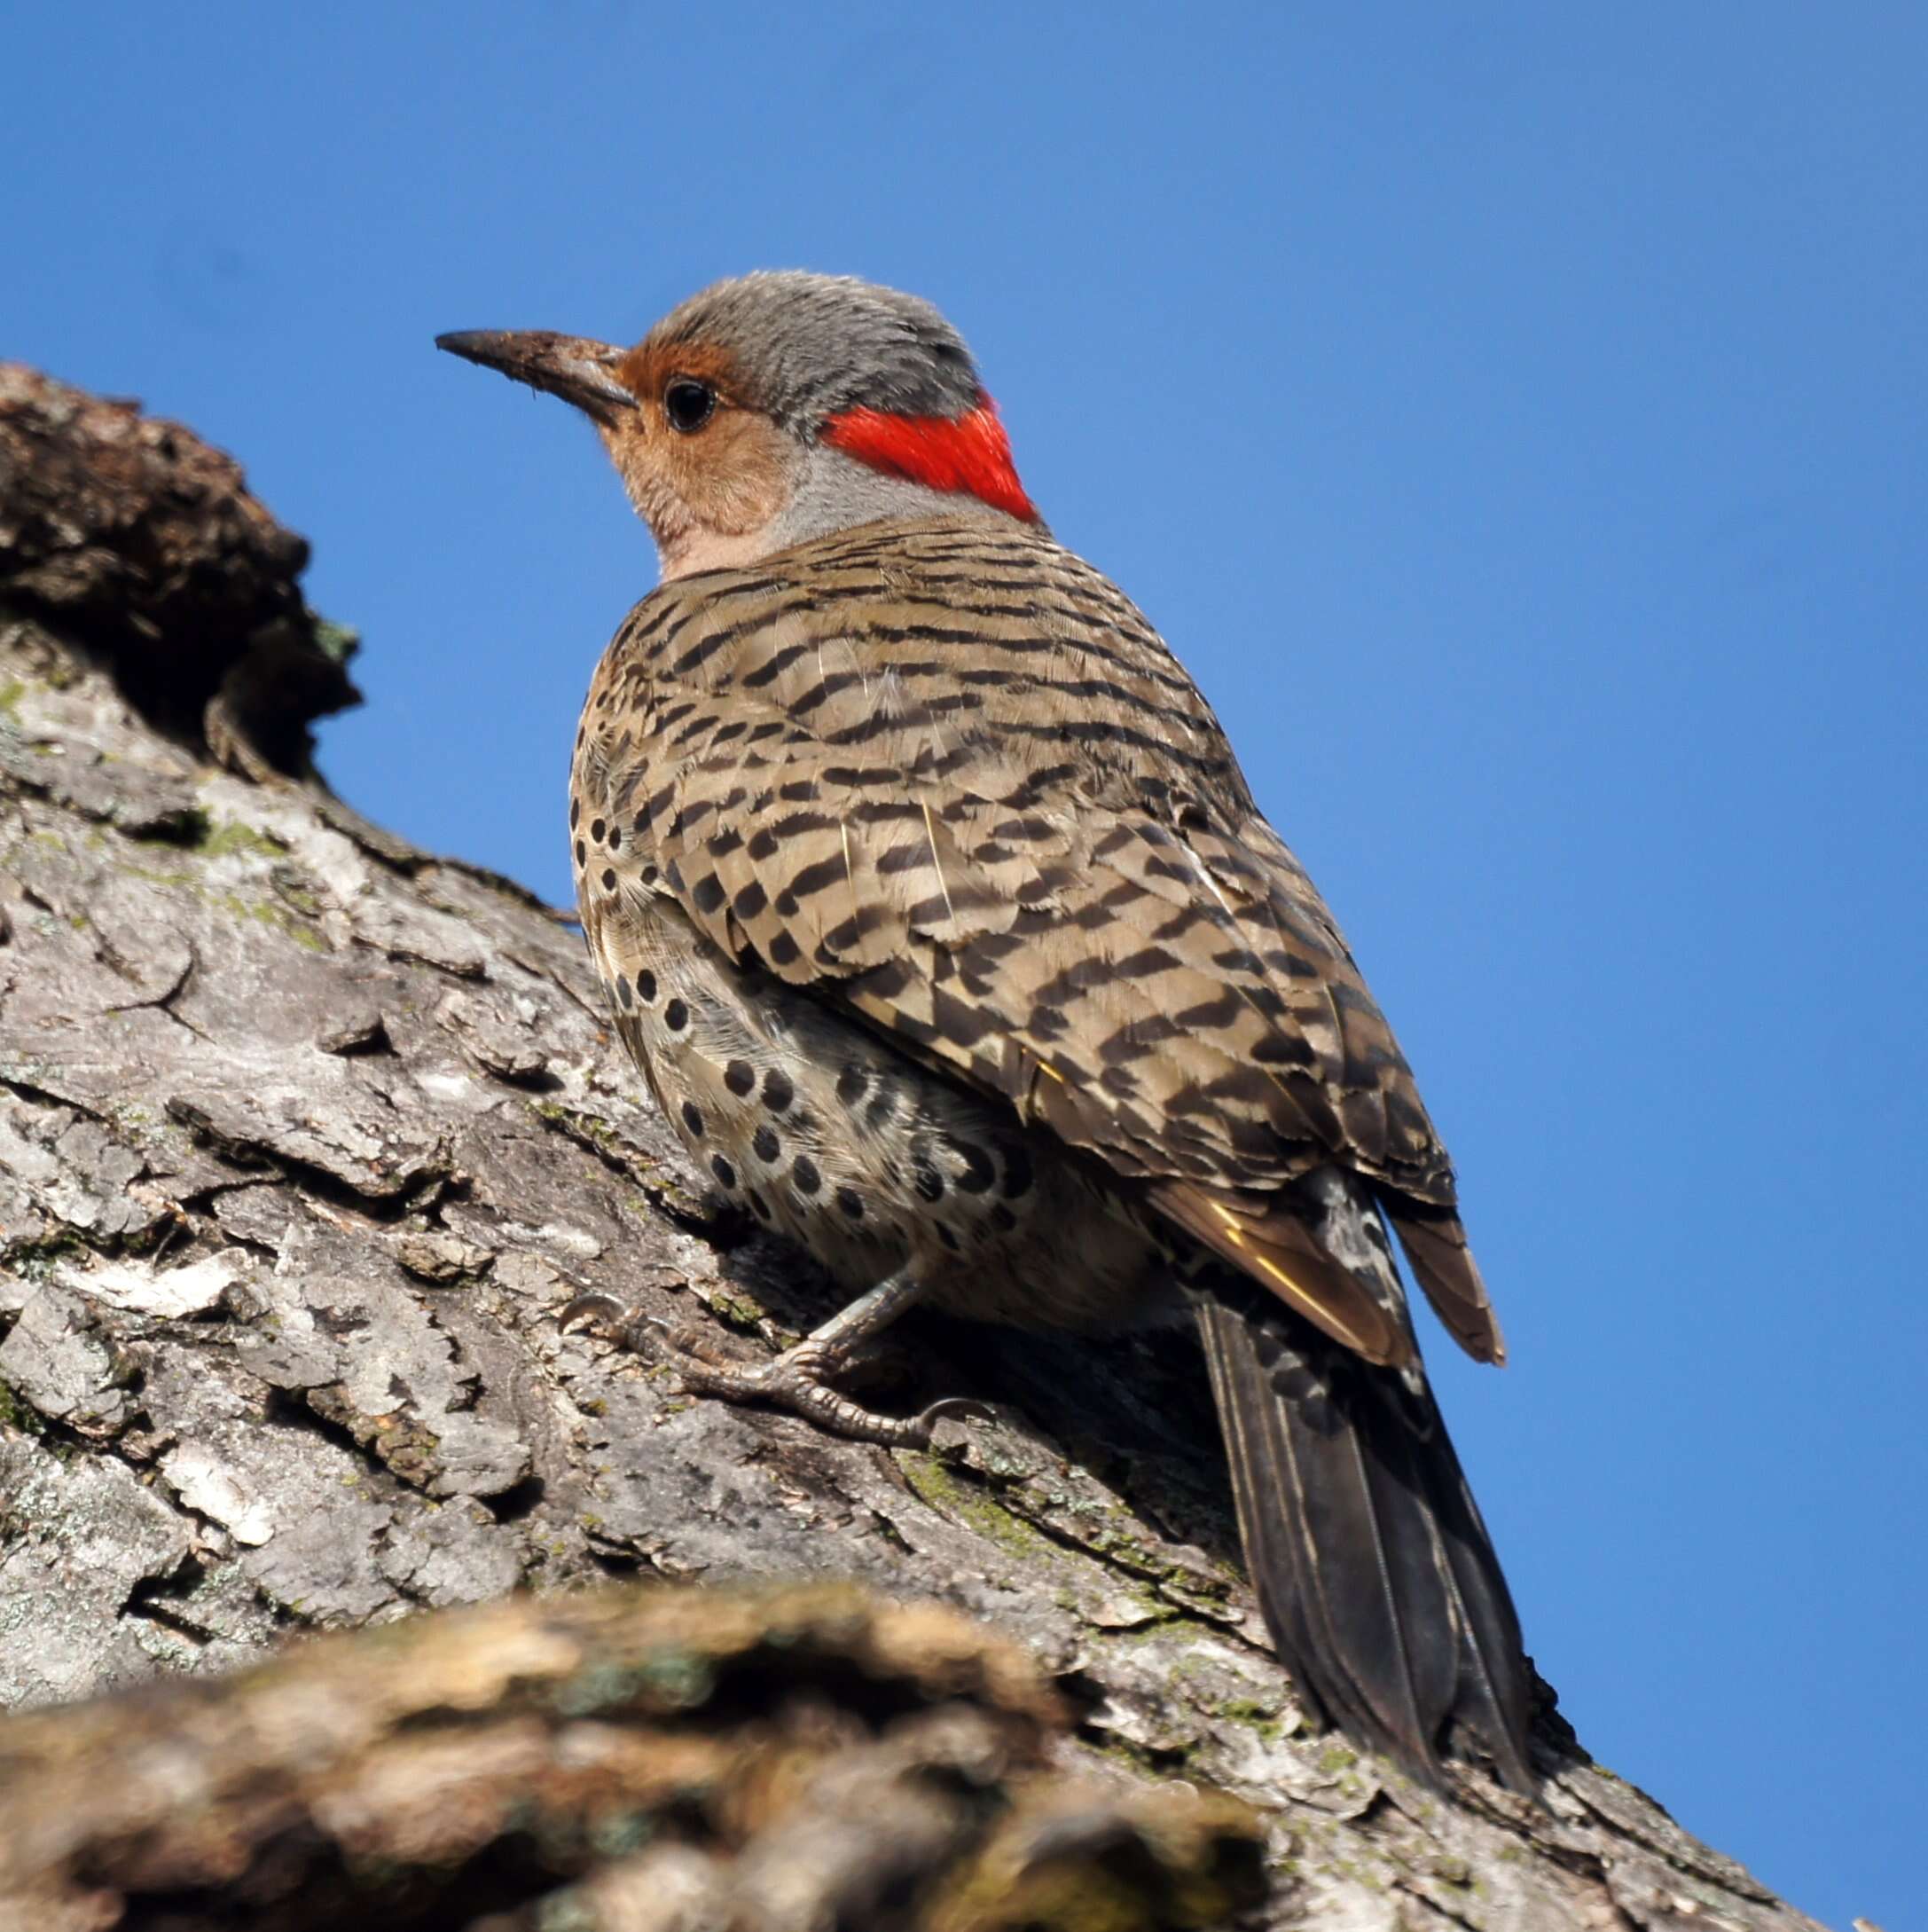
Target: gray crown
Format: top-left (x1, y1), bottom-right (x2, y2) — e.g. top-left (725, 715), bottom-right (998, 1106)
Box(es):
top-left (647, 272), bottom-right (986, 430)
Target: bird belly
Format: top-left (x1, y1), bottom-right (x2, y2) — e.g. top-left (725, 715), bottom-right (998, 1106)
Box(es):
top-left (589, 900), bottom-right (1169, 1331)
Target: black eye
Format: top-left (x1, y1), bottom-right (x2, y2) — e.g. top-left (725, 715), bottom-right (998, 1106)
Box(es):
top-left (663, 378), bottom-right (717, 433)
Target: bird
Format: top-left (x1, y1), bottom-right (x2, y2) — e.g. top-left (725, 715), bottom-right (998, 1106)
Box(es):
top-left (436, 272), bottom-right (1535, 1795)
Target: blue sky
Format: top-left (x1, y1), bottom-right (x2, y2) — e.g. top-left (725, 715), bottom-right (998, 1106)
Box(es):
top-left (8, 7), bottom-right (1924, 1922)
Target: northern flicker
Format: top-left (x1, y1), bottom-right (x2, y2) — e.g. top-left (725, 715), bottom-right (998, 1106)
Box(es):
top-left (438, 273), bottom-right (1536, 1794)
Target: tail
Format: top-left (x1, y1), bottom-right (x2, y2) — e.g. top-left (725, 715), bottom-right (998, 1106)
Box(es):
top-left (1195, 1281), bottom-right (1534, 1792)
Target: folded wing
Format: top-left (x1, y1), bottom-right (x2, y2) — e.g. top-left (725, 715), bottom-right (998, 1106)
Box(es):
top-left (576, 518), bottom-right (1502, 1365)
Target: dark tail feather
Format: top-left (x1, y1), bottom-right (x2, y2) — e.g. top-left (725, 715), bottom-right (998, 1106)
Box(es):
top-left (1195, 1289), bottom-right (1534, 1793)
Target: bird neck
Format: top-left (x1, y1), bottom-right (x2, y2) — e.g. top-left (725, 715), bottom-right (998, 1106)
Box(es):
top-left (656, 444), bottom-right (1031, 579)
top-left (819, 397), bottom-right (1038, 523)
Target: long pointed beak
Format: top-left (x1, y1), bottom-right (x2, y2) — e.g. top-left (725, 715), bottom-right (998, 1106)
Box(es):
top-left (435, 329), bottom-right (637, 427)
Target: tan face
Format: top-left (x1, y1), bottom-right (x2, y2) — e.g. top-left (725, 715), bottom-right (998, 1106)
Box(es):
top-left (601, 340), bottom-right (796, 577)
top-left (433, 326), bottom-right (801, 578)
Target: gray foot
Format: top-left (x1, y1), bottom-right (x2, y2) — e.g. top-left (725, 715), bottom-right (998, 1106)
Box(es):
top-left (559, 1293), bottom-right (989, 1449)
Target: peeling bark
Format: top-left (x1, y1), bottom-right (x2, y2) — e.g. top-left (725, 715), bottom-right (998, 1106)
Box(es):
top-left (0, 366), bottom-right (1828, 1929)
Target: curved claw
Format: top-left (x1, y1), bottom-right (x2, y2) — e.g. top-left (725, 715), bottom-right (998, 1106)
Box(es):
top-left (560, 1301), bottom-right (683, 1368)
top-left (558, 1293), bottom-right (627, 1336)
top-left (916, 1396), bottom-right (995, 1432)
top-left (881, 1394), bottom-right (997, 1454)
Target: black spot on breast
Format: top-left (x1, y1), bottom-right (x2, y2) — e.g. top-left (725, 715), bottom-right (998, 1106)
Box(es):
top-left (638, 970), bottom-right (658, 1003)
top-left (791, 1154), bottom-right (821, 1195)
top-left (601, 868), bottom-right (617, 892)
top-left (680, 1101), bottom-right (704, 1138)
top-left (748, 1190), bottom-right (772, 1221)
top-left (991, 1203), bottom-right (1018, 1233)
top-left (762, 1069), bottom-right (795, 1112)
top-left (711, 1154), bottom-right (737, 1189)
top-left (936, 1223), bottom-right (961, 1253)
top-left (607, 826), bottom-right (621, 850)
top-left (835, 1186), bottom-right (864, 1221)
top-left (615, 975), bottom-right (632, 1009)
top-left (1000, 1145), bottom-right (1034, 1199)
top-left (725, 1059), bottom-right (755, 1096)
top-left (591, 817), bottom-right (606, 842)
top-left (663, 996), bottom-right (688, 1032)
top-left (570, 797), bottom-right (581, 828)
top-left (752, 1124), bottom-right (780, 1163)
top-left (574, 839), bottom-right (586, 868)
top-left (947, 1137), bottom-right (997, 1194)
top-left (836, 1066), bottom-right (867, 1106)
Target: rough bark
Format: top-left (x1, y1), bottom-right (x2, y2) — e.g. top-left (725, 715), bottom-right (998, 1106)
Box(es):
top-left (0, 366), bottom-right (1826, 1930)
top-left (0, 1584), bottom-right (1266, 1932)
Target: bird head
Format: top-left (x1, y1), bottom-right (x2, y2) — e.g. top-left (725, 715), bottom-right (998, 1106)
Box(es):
top-left (437, 271), bottom-right (1038, 577)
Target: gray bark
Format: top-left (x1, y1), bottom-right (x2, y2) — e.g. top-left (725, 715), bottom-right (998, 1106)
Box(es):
top-left (0, 365), bottom-right (1828, 1930)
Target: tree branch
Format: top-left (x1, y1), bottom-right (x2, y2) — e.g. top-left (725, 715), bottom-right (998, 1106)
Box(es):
top-left (0, 365), bottom-right (1826, 1929)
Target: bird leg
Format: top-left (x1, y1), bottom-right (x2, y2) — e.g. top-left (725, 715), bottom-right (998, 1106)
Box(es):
top-left (562, 1271), bottom-right (990, 1450)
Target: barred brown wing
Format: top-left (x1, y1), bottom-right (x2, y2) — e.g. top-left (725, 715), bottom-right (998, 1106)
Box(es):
top-left (570, 515), bottom-right (1501, 1363)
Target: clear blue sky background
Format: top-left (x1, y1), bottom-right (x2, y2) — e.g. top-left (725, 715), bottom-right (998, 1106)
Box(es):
top-left (8, 8), bottom-right (1923, 1923)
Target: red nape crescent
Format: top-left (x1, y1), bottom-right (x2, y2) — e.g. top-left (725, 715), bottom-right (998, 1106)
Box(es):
top-left (821, 396), bottom-right (1038, 523)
